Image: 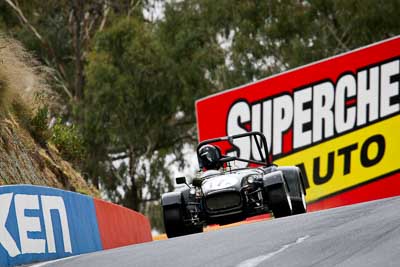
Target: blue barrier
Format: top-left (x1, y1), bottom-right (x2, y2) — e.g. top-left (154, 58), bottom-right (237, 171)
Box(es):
top-left (0, 185), bottom-right (102, 267)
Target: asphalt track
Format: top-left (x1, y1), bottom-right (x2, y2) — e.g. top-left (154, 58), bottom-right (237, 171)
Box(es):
top-left (39, 196), bottom-right (400, 267)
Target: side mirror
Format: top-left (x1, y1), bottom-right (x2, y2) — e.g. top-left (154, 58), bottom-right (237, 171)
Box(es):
top-left (192, 178), bottom-right (203, 187)
top-left (176, 177), bottom-right (187, 185)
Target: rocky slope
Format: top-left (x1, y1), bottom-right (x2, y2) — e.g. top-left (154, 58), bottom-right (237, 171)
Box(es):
top-left (0, 35), bottom-right (98, 196)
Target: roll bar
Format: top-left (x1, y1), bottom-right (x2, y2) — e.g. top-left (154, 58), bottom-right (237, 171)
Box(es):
top-left (196, 131), bottom-right (271, 167)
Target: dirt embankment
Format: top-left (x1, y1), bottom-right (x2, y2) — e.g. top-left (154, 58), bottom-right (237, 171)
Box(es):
top-left (0, 36), bottom-right (98, 196)
top-left (0, 118), bottom-right (98, 195)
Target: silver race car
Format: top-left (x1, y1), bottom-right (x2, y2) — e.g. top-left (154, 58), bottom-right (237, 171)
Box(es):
top-left (161, 131), bottom-right (307, 238)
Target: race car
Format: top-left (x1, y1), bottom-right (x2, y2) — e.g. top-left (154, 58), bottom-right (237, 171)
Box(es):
top-left (161, 131), bottom-right (307, 238)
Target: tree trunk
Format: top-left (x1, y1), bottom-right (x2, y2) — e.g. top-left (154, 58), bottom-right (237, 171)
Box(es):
top-left (71, 0), bottom-right (85, 102)
top-left (128, 152), bottom-right (140, 211)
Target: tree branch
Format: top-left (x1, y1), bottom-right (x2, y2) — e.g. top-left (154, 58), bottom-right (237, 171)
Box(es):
top-left (70, 0), bottom-right (85, 101)
top-left (128, 0), bottom-right (142, 18)
top-left (326, 23), bottom-right (349, 51)
top-left (99, 1), bottom-right (110, 31)
top-left (109, 153), bottom-right (128, 161)
top-left (5, 0), bottom-right (74, 100)
top-left (326, 12), bottom-right (349, 51)
top-left (5, 0), bottom-right (43, 42)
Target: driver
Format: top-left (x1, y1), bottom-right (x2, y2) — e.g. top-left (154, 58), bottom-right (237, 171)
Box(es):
top-left (198, 144), bottom-right (222, 170)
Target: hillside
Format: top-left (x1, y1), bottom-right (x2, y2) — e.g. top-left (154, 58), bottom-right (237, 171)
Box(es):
top-left (0, 36), bottom-right (98, 196)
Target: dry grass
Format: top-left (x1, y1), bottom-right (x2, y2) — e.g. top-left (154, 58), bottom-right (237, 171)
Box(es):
top-left (0, 35), bottom-right (99, 197)
top-left (0, 34), bottom-right (53, 114)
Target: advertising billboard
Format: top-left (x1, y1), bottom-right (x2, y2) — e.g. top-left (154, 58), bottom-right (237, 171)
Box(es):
top-left (196, 36), bottom-right (400, 211)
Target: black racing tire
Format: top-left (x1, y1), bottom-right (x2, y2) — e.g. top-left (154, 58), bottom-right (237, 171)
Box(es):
top-left (163, 205), bottom-right (185, 238)
top-left (291, 173), bottom-right (307, 215)
top-left (279, 167), bottom-right (307, 215)
top-left (163, 205), bottom-right (204, 238)
top-left (267, 184), bottom-right (292, 218)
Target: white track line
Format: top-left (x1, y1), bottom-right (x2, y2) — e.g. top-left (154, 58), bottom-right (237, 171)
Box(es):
top-left (236, 235), bottom-right (310, 267)
top-left (30, 255), bottom-right (80, 267)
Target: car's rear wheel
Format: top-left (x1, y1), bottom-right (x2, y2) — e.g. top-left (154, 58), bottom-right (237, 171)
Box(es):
top-left (267, 184), bottom-right (292, 218)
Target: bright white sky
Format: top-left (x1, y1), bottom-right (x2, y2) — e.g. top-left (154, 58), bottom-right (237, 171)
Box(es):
top-left (142, 0), bottom-right (165, 21)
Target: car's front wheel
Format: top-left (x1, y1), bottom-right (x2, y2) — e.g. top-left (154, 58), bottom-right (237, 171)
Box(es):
top-left (267, 183), bottom-right (293, 218)
top-left (291, 175), bottom-right (307, 215)
top-left (163, 205), bottom-right (203, 238)
top-left (163, 205), bottom-right (185, 238)
top-left (279, 167), bottom-right (307, 215)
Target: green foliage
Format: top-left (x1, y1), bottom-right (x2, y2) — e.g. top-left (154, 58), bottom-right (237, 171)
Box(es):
top-left (81, 12), bottom-right (226, 214)
top-left (82, 17), bottom-right (179, 210)
top-left (166, 0), bottom-right (400, 89)
top-left (30, 106), bottom-right (51, 147)
top-left (0, 0), bottom-right (148, 111)
top-left (51, 118), bottom-right (85, 163)
top-left (10, 98), bottom-right (50, 146)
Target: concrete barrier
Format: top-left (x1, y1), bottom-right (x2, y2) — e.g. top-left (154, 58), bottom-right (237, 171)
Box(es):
top-left (0, 185), bottom-right (152, 267)
top-left (94, 198), bottom-right (152, 250)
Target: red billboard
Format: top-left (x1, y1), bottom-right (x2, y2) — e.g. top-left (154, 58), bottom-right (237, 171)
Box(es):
top-left (196, 36), bottom-right (400, 211)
